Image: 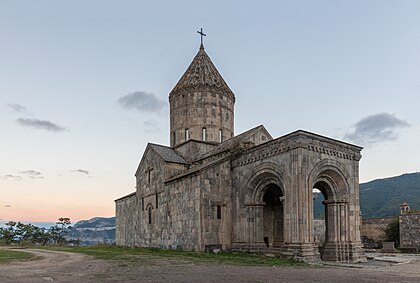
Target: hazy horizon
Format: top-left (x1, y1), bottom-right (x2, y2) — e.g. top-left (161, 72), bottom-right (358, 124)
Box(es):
top-left (1, 1), bottom-right (420, 222)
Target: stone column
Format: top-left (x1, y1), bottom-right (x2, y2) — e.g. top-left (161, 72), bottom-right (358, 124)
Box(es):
top-left (245, 203), bottom-right (266, 252)
top-left (322, 199), bottom-right (351, 262)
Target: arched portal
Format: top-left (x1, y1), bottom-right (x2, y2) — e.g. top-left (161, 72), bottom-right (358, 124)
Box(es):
top-left (262, 183), bottom-right (284, 249)
top-left (313, 180), bottom-right (333, 259)
top-left (311, 168), bottom-right (350, 262)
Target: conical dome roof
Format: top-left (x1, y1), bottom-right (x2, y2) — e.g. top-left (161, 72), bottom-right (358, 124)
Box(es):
top-left (169, 45), bottom-right (234, 98)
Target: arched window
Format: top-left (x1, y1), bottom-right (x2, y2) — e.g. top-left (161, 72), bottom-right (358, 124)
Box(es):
top-left (185, 128), bottom-right (189, 141)
top-left (148, 207), bottom-right (152, 224)
top-left (219, 129), bottom-right (223, 143)
top-left (202, 127), bottom-right (206, 141)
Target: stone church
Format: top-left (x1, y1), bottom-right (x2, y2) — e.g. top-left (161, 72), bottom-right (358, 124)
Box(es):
top-left (115, 41), bottom-right (365, 262)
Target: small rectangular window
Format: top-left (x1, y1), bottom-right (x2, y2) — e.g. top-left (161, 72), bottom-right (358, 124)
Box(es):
top-left (142, 197), bottom-right (144, 211)
top-left (156, 193), bottom-right (159, 208)
top-left (219, 129), bottom-right (223, 143)
top-left (217, 205), bottom-right (222, 220)
top-left (185, 128), bottom-right (190, 141)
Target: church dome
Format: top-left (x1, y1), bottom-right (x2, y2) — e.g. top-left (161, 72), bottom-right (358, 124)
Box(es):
top-left (169, 44), bottom-right (235, 148)
top-left (169, 45), bottom-right (235, 101)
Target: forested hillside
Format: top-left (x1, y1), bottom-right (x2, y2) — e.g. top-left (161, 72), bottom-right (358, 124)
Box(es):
top-left (314, 172), bottom-right (420, 219)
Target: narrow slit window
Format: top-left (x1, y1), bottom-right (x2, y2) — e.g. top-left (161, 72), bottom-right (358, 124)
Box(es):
top-left (172, 132), bottom-right (176, 146)
top-left (148, 169), bottom-right (152, 184)
top-left (217, 205), bottom-right (222, 220)
top-left (141, 197), bottom-right (144, 211)
top-left (155, 193), bottom-right (159, 208)
top-left (202, 127), bottom-right (206, 141)
top-left (219, 129), bottom-right (223, 143)
top-left (185, 128), bottom-right (189, 141)
top-left (148, 207), bottom-right (152, 224)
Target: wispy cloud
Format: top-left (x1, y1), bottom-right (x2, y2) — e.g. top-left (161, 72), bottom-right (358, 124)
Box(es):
top-left (20, 170), bottom-right (42, 176)
top-left (3, 174), bottom-right (23, 181)
top-left (16, 118), bottom-right (67, 132)
top-left (117, 91), bottom-right (165, 113)
top-left (19, 170), bottom-right (44, 179)
top-left (70, 169), bottom-right (90, 175)
top-left (4, 205), bottom-right (11, 208)
top-left (344, 113), bottom-right (410, 145)
top-left (143, 120), bottom-right (161, 133)
top-left (6, 103), bottom-right (27, 113)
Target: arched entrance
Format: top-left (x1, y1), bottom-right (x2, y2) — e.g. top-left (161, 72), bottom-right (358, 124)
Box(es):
top-left (312, 169), bottom-right (350, 262)
top-left (262, 183), bottom-right (284, 249)
top-left (313, 180), bottom-right (332, 260)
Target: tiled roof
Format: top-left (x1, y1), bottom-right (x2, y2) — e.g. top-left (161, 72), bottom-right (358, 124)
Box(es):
top-left (169, 45), bottom-right (234, 96)
top-left (149, 143), bottom-right (189, 165)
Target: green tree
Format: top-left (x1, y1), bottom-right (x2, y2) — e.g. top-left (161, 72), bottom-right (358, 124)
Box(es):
top-left (49, 217), bottom-right (71, 245)
top-left (384, 219), bottom-right (400, 247)
top-left (0, 221), bottom-right (17, 244)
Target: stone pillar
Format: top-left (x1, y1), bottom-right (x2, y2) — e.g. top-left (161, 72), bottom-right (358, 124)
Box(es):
top-left (322, 199), bottom-right (353, 262)
top-left (245, 203), bottom-right (266, 252)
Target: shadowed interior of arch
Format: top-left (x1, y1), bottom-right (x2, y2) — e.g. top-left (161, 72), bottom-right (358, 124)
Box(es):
top-left (313, 181), bottom-right (329, 255)
top-left (262, 184), bottom-right (284, 249)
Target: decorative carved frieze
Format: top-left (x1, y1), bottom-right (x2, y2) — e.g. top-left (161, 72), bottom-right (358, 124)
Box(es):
top-left (307, 145), bottom-right (355, 160)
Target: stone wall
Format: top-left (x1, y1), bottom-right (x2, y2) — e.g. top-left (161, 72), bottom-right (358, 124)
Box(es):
top-left (169, 90), bottom-right (234, 147)
top-left (115, 193), bottom-right (137, 247)
top-left (174, 140), bottom-right (217, 162)
top-left (400, 212), bottom-right (420, 249)
top-left (361, 217), bottom-right (396, 248)
top-left (198, 159), bottom-right (232, 250)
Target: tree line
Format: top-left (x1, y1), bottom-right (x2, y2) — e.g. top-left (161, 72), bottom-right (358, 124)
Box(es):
top-left (0, 217), bottom-right (80, 246)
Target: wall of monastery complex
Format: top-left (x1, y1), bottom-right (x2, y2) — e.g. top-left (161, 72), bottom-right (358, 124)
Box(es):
top-left (400, 212), bottom-right (420, 251)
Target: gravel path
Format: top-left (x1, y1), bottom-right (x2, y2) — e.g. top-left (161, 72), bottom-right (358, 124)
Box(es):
top-left (0, 248), bottom-right (419, 282)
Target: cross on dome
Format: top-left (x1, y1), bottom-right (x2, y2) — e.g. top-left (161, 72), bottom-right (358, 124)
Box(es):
top-left (197, 28), bottom-right (206, 47)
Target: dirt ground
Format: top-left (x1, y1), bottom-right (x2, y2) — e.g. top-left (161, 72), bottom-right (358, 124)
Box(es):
top-left (1, 248), bottom-right (420, 282)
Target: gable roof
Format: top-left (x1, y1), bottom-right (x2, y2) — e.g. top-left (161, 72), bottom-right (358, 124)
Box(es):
top-left (169, 45), bottom-right (234, 98)
top-left (135, 143), bottom-right (189, 177)
top-left (149, 143), bottom-right (189, 165)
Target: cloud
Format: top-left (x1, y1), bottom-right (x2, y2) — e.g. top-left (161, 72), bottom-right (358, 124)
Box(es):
top-left (117, 91), bottom-right (165, 113)
top-left (3, 175), bottom-right (23, 181)
top-left (19, 170), bottom-right (44, 179)
top-left (4, 205), bottom-right (11, 208)
top-left (20, 170), bottom-right (42, 176)
top-left (6, 103), bottom-right (27, 113)
top-left (344, 113), bottom-right (409, 145)
top-left (143, 120), bottom-right (161, 133)
top-left (16, 118), bottom-right (67, 132)
top-left (70, 169), bottom-right (90, 175)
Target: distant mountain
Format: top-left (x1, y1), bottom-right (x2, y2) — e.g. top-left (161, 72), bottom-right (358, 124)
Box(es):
top-left (67, 217), bottom-right (115, 245)
top-left (360, 172), bottom-right (420, 218)
top-left (314, 172), bottom-right (420, 219)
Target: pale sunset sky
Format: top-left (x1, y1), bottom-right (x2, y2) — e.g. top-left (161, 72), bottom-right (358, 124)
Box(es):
top-left (1, 0), bottom-right (420, 223)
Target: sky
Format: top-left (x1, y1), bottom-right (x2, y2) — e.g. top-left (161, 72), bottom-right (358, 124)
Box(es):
top-left (1, 0), bottom-right (420, 223)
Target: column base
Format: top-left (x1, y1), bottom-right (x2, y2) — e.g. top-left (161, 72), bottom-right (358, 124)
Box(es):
top-left (280, 243), bottom-right (321, 263)
top-left (321, 241), bottom-right (366, 262)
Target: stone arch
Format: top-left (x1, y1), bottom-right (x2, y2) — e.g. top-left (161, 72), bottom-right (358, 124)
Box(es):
top-left (242, 162), bottom-right (290, 204)
top-left (308, 159), bottom-right (351, 200)
top-left (238, 162), bottom-right (289, 251)
top-left (308, 159), bottom-right (352, 261)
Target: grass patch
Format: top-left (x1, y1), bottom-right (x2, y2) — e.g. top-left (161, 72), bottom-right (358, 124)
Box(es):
top-left (0, 248), bottom-right (36, 263)
top-left (40, 246), bottom-right (303, 267)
